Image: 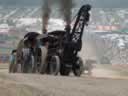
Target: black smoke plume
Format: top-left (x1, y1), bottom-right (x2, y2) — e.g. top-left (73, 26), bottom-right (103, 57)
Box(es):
top-left (42, 0), bottom-right (73, 33)
top-left (60, 0), bottom-right (73, 25)
top-left (42, 0), bottom-right (51, 33)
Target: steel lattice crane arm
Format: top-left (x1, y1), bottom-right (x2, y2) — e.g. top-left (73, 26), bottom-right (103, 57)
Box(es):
top-left (66, 4), bottom-right (91, 52)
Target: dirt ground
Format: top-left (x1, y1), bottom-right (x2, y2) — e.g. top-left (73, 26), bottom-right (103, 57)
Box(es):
top-left (0, 64), bottom-right (128, 96)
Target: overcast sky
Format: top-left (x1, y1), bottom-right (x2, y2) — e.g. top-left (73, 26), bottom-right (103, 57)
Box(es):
top-left (0, 0), bottom-right (127, 8)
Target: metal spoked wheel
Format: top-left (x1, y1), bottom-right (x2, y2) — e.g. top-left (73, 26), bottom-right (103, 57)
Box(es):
top-left (15, 63), bottom-right (22, 73)
top-left (49, 55), bottom-right (60, 75)
top-left (22, 54), bottom-right (35, 73)
top-left (73, 57), bottom-right (84, 77)
top-left (60, 63), bottom-right (71, 76)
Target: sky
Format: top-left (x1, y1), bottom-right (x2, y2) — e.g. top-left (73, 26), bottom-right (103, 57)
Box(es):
top-left (0, 0), bottom-right (127, 8)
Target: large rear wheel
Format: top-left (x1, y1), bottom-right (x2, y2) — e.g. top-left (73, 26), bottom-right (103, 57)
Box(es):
top-left (49, 56), bottom-right (60, 75)
top-left (9, 62), bottom-right (15, 73)
top-left (15, 63), bottom-right (22, 73)
top-left (9, 60), bottom-right (22, 73)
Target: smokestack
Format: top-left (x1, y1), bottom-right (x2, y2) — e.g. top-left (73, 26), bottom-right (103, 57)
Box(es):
top-left (42, 0), bottom-right (74, 33)
top-left (60, 0), bottom-right (73, 26)
top-left (42, 0), bottom-right (51, 34)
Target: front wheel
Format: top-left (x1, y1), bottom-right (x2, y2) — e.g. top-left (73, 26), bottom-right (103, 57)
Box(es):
top-left (60, 64), bottom-right (71, 76)
top-left (73, 57), bottom-right (84, 77)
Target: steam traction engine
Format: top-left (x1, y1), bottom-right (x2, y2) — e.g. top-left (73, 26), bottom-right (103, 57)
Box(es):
top-left (9, 4), bottom-right (91, 76)
top-left (40, 4), bottom-right (91, 76)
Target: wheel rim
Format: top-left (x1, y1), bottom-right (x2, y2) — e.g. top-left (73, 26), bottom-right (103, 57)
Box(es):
top-left (73, 57), bottom-right (83, 76)
top-left (17, 64), bottom-right (22, 73)
top-left (22, 54), bottom-right (34, 73)
top-left (49, 56), bottom-right (60, 75)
